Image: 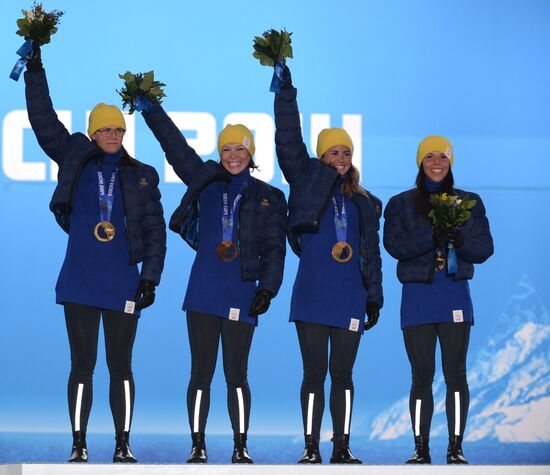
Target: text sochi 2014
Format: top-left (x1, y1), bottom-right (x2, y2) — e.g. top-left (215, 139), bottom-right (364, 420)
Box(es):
top-left (2, 110), bottom-right (363, 184)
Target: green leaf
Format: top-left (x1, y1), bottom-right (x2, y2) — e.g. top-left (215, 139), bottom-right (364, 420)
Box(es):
top-left (252, 28), bottom-right (293, 67)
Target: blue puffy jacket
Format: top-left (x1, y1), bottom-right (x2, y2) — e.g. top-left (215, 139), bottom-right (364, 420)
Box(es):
top-left (24, 69), bottom-right (167, 284)
top-left (274, 86), bottom-right (383, 308)
top-left (142, 104), bottom-right (287, 296)
top-left (383, 188), bottom-right (494, 283)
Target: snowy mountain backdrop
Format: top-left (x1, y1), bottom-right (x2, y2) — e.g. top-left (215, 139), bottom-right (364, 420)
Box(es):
top-left (369, 275), bottom-right (550, 442)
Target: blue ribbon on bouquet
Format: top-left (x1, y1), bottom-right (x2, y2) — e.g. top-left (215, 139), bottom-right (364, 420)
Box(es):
top-left (447, 242), bottom-right (458, 274)
top-left (10, 39), bottom-right (34, 81)
top-left (269, 60), bottom-right (284, 93)
top-left (133, 94), bottom-right (153, 113)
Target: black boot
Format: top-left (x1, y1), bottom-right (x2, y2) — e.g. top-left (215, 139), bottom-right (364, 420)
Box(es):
top-left (187, 432), bottom-right (207, 464)
top-left (297, 435), bottom-right (322, 464)
top-left (68, 431), bottom-right (88, 463)
top-left (113, 431), bottom-right (137, 463)
top-left (405, 435), bottom-right (431, 464)
top-left (231, 433), bottom-right (254, 464)
top-left (447, 435), bottom-right (468, 464)
top-left (329, 434), bottom-right (362, 464)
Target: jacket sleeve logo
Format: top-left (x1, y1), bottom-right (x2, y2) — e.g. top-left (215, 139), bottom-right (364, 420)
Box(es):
top-left (139, 177), bottom-right (148, 186)
top-left (261, 198), bottom-right (270, 207)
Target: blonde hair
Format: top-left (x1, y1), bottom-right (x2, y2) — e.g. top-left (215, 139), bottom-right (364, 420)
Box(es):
top-left (319, 155), bottom-right (368, 198)
top-left (341, 164), bottom-right (368, 198)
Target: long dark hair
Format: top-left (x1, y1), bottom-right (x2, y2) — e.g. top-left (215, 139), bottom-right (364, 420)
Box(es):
top-left (414, 167), bottom-right (455, 217)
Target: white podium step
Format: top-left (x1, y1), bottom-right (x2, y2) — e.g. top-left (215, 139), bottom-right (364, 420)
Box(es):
top-left (1, 464), bottom-right (550, 475)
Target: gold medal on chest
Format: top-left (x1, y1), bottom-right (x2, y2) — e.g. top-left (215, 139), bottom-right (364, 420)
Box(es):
top-left (435, 250), bottom-right (446, 271)
top-left (94, 221), bottom-right (116, 242)
top-left (216, 241), bottom-right (238, 262)
top-left (332, 242), bottom-right (353, 263)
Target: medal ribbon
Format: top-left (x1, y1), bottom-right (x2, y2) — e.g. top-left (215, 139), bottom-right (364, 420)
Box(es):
top-left (221, 186), bottom-right (246, 242)
top-left (97, 165), bottom-right (118, 224)
top-left (447, 242), bottom-right (458, 274)
top-left (10, 39), bottom-right (34, 82)
top-left (332, 195), bottom-right (348, 243)
top-left (269, 60), bottom-right (285, 93)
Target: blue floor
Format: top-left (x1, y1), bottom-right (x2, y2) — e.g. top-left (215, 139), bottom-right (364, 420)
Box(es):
top-left (1, 433), bottom-right (550, 465)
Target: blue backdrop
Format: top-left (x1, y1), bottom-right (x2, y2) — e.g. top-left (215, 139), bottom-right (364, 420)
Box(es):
top-left (1, 0), bottom-right (549, 462)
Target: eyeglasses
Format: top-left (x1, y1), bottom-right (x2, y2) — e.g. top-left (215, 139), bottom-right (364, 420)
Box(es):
top-left (96, 127), bottom-right (126, 137)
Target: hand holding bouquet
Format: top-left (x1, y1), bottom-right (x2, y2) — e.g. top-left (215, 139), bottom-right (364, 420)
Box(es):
top-left (428, 193), bottom-right (476, 273)
top-left (118, 71), bottom-right (166, 114)
top-left (10, 2), bottom-right (64, 81)
top-left (252, 29), bottom-right (293, 93)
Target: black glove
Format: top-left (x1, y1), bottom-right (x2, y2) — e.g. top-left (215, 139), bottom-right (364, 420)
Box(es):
top-left (364, 302), bottom-right (380, 331)
top-left (26, 42), bottom-right (43, 73)
top-left (281, 63), bottom-right (292, 88)
top-left (133, 279), bottom-right (156, 311)
top-left (248, 289), bottom-right (274, 316)
top-left (447, 227), bottom-right (464, 248)
top-left (432, 225), bottom-right (449, 247)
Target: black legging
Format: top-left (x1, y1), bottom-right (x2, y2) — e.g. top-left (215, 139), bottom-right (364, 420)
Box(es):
top-left (186, 310), bottom-right (255, 436)
top-left (64, 303), bottom-right (138, 434)
top-left (403, 322), bottom-right (471, 439)
top-left (295, 321), bottom-right (361, 439)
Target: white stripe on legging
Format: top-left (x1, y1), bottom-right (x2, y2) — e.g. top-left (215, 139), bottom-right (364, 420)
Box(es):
top-left (306, 393), bottom-right (315, 435)
top-left (236, 387), bottom-right (245, 433)
top-left (344, 389), bottom-right (351, 435)
top-left (454, 391), bottom-right (460, 436)
top-left (74, 383), bottom-right (84, 432)
top-left (193, 390), bottom-right (202, 433)
top-left (124, 380), bottom-right (131, 432)
top-left (415, 399), bottom-right (422, 436)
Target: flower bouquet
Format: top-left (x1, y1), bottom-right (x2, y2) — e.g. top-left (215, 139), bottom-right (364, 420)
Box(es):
top-left (252, 28), bottom-right (293, 93)
top-left (428, 193), bottom-right (476, 273)
top-left (10, 2), bottom-right (64, 81)
top-left (16, 2), bottom-right (64, 45)
top-left (117, 71), bottom-right (166, 114)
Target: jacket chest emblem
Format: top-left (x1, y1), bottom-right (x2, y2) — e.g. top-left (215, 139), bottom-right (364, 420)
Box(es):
top-left (139, 177), bottom-right (148, 186)
top-left (260, 198), bottom-right (270, 207)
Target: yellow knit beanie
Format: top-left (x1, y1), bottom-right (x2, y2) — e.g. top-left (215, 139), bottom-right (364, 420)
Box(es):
top-left (316, 128), bottom-right (354, 159)
top-left (87, 103), bottom-right (126, 137)
top-left (416, 135), bottom-right (454, 167)
top-left (217, 124), bottom-right (255, 158)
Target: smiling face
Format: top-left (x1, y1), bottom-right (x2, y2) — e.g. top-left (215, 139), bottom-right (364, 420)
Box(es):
top-left (421, 151), bottom-right (450, 182)
top-left (220, 142), bottom-right (252, 175)
top-left (321, 145), bottom-right (353, 175)
top-left (92, 125), bottom-right (125, 154)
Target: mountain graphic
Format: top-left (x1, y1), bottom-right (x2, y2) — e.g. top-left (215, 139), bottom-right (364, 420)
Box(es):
top-left (369, 275), bottom-right (550, 442)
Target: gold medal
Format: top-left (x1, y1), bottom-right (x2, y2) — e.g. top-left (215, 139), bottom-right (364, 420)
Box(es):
top-left (435, 250), bottom-right (446, 271)
top-left (216, 241), bottom-right (238, 262)
top-left (332, 242), bottom-right (353, 263)
top-left (94, 221), bottom-right (116, 242)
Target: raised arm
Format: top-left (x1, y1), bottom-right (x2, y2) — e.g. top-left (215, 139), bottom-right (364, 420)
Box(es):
top-left (141, 103), bottom-right (204, 186)
top-left (24, 61), bottom-right (72, 165)
top-left (274, 84), bottom-right (312, 183)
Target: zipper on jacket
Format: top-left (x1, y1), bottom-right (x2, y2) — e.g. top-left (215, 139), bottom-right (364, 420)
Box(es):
top-left (117, 166), bottom-right (134, 262)
top-left (353, 194), bottom-right (370, 290)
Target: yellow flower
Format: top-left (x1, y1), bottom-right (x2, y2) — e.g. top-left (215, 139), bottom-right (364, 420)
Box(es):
top-left (441, 193), bottom-right (448, 201)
